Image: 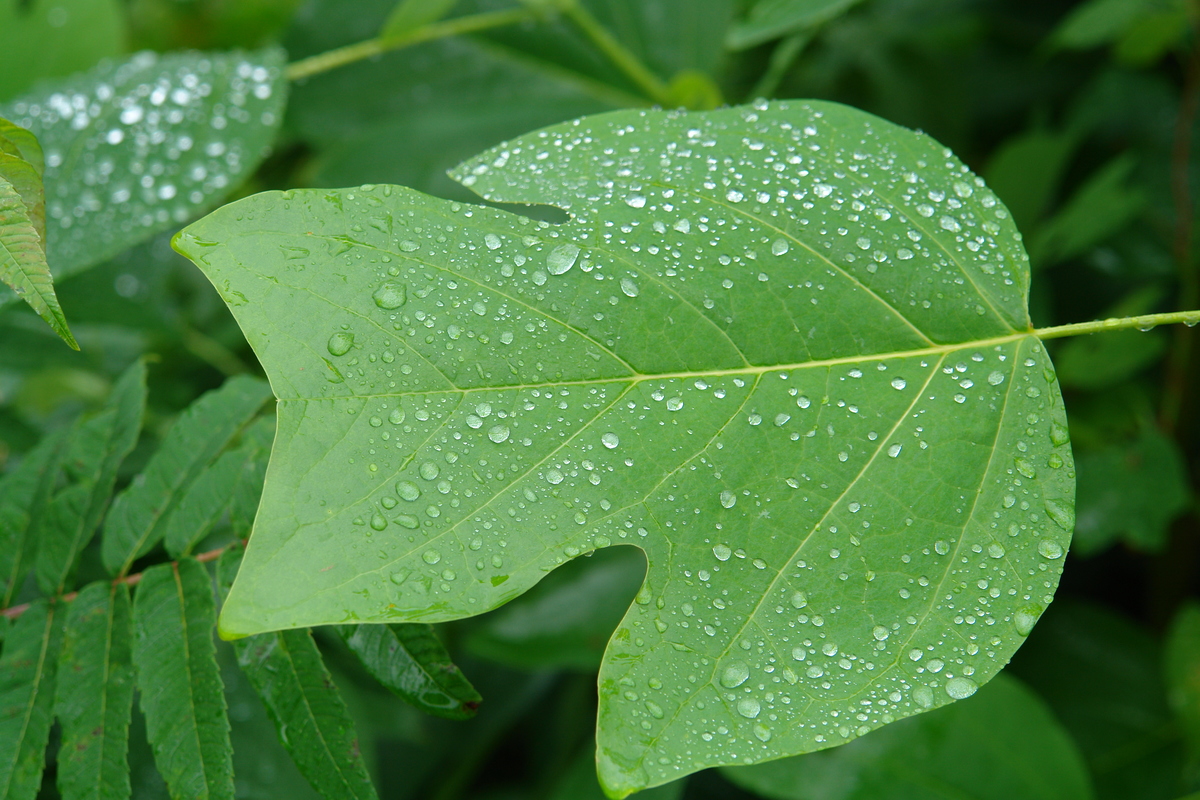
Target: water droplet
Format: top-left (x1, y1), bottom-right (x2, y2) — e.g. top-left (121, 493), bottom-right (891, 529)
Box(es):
top-left (713, 544), bottom-right (732, 561)
top-left (546, 468), bottom-right (564, 485)
top-left (397, 481), bottom-right (420, 502)
top-left (771, 239), bottom-right (790, 256)
top-left (790, 591), bottom-right (807, 609)
top-left (1014, 605), bottom-right (1042, 636)
top-left (547, 244), bottom-right (580, 275)
top-left (626, 194), bottom-right (646, 209)
top-left (419, 462), bottom-right (440, 481)
top-left (372, 283), bottom-right (406, 309)
top-left (774, 413), bottom-right (790, 427)
top-left (736, 697), bottom-right (761, 719)
top-left (370, 514), bottom-right (387, 531)
top-left (666, 397), bottom-right (684, 412)
top-left (934, 540), bottom-right (949, 555)
top-left (395, 514), bottom-right (419, 529)
top-left (1038, 539), bottom-right (1064, 559)
top-left (422, 550), bottom-right (441, 565)
top-left (927, 659), bottom-right (944, 673)
top-left (1049, 421), bottom-right (1070, 447)
top-left (644, 700), bottom-right (664, 718)
top-left (1014, 458), bottom-right (1036, 479)
top-left (399, 240), bottom-right (419, 252)
top-left (601, 432), bottom-right (620, 449)
top-left (872, 625), bottom-right (889, 641)
top-left (389, 409), bottom-right (405, 425)
top-left (891, 378), bottom-right (907, 390)
top-left (913, 686), bottom-right (934, 708)
top-left (1045, 499), bottom-right (1074, 531)
top-left (719, 490), bottom-right (737, 509)
top-left (945, 677), bottom-right (978, 699)
top-left (620, 277), bottom-right (640, 297)
top-left (987, 371), bottom-right (1005, 386)
top-left (327, 332), bottom-right (354, 356)
top-left (488, 425), bottom-right (510, 443)
top-left (753, 724), bottom-right (772, 742)
top-left (719, 662), bottom-right (749, 688)
top-left (987, 542), bottom-right (1006, 558)
top-left (887, 444), bottom-right (902, 458)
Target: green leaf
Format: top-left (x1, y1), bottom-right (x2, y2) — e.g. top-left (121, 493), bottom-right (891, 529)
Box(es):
top-left (101, 375), bottom-right (271, 576)
top-left (0, 175), bottom-right (76, 348)
top-left (552, 744), bottom-right (685, 800)
top-left (0, 426), bottom-right (71, 606)
top-left (722, 672), bottom-right (1094, 800)
top-left (0, 0), bottom-right (124, 102)
top-left (336, 622), bottom-right (481, 720)
top-left (728, 0), bottom-right (867, 50)
top-left (0, 119), bottom-right (45, 175)
top-left (380, 0), bottom-right (458, 37)
top-left (1049, 0), bottom-right (1181, 51)
top-left (982, 127), bottom-right (1080, 236)
top-left (216, 549), bottom-right (379, 800)
top-left (1166, 602), bottom-right (1200, 770)
top-left (132, 558), bottom-right (233, 800)
top-left (0, 47), bottom-right (287, 297)
top-left (164, 437), bottom-right (269, 558)
top-left (0, 599), bottom-right (66, 800)
top-left (1074, 427), bottom-right (1190, 556)
top-left (35, 360), bottom-right (147, 594)
top-left (0, 140), bottom-right (45, 240)
top-left (53, 582), bottom-right (135, 800)
top-left (467, 545), bottom-right (645, 670)
top-left (175, 100), bottom-right (1075, 795)
top-left (1031, 155), bottom-right (1146, 268)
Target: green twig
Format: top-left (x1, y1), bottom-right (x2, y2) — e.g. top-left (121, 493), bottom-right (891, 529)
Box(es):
top-left (559, 1), bottom-right (673, 105)
top-left (1033, 310), bottom-right (1200, 340)
top-left (285, 7), bottom-right (537, 82)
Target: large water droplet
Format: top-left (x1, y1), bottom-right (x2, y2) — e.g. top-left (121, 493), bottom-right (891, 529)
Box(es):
top-left (547, 244), bottom-right (580, 275)
top-left (327, 332), bottom-right (354, 356)
top-left (372, 283), bottom-right (406, 309)
top-left (1045, 499), bottom-right (1074, 531)
top-left (736, 697), bottom-right (761, 719)
top-left (945, 677), bottom-right (978, 699)
top-left (1014, 605), bottom-right (1041, 636)
top-left (620, 277), bottom-right (640, 297)
top-left (488, 425), bottom-right (510, 443)
top-left (713, 544), bottom-right (732, 561)
top-left (601, 432), bottom-right (620, 449)
top-left (719, 490), bottom-right (737, 509)
top-left (419, 462), bottom-right (440, 481)
top-left (1037, 539), bottom-right (1064, 559)
top-left (913, 686), bottom-right (934, 708)
top-left (719, 662), bottom-right (749, 688)
top-left (370, 514), bottom-right (387, 531)
top-left (397, 481), bottom-right (420, 502)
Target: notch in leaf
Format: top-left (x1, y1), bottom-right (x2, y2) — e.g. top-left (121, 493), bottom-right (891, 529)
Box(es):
top-left (0, 116), bottom-right (76, 349)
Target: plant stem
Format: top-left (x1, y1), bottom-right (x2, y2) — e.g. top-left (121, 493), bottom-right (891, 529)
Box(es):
top-left (1033, 310), bottom-right (1200, 340)
top-left (285, 7), bottom-right (537, 82)
top-left (1, 543), bottom-right (235, 620)
top-left (559, 0), bottom-right (673, 105)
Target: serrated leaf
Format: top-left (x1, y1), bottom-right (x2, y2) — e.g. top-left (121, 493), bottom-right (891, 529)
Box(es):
top-left (722, 673), bottom-right (1094, 800)
top-left (0, 119), bottom-right (44, 175)
top-left (0, 147), bottom-right (45, 240)
top-left (728, 0), bottom-right (866, 50)
top-left (174, 100), bottom-right (1075, 795)
top-left (0, 426), bottom-right (71, 606)
top-left (0, 47), bottom-right (287, 298)
top-left (35, 360), bottom-right (147, 594)
top-left (0, 599), bottom-right (66, 800)
top-left (131, 558), bottom-right (233, 800)
top-left (101, 375), bottom-right (271, 576)
top-left (380, 0), bottom-right (457, 37)
top-left (164, 437), bottom-right (269, 558)
top-left (54, 582), bottom-right (135, 800)
top-left (0, 176), bottom-right (76, 348)
top-left (336, 622), bottom-right (481, 720)
top-left (216, 549), bottom-right (378, 800)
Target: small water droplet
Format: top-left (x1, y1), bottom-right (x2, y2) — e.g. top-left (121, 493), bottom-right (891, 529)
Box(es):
top-left (720, 490), bottom-right (737, 508)
top-left (872, 625), bottom-right (889, 641)
top-left (397, 481), bottom-right (420, 502)
top-left (370, 514), bottom-right (387, 531)
top-left (736, 697), bottom-right (761, 719)
top-left (1049, 421), bottom-right (1070, 447)
top-left (891, 378), bottom-right (907, 390)
top-left (484, 233), bottom-right (502, 250)
top-left (546, 468), bottom-right (564, 485)
top-left (395, 514), bottom-right (419, 529)
top-left (601, 432), bottom-right (620, 449)
top-left (887, 444), bottom-right (902, 458)
top-left (327, 332), bottom-right (354, 356)
top-left (419, 462), bottom-right (440, 481)
top-left (790, 591), bottom-right (807, 609)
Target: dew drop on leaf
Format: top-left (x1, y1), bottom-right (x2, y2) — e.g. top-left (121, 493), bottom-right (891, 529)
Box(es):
top-left (327, 332), bottom-right (354, 356)
top-left (372, 282), bottom-right (406, 309)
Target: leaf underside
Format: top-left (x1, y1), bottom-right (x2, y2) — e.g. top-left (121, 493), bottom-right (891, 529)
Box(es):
top-left (174, 100), bottom-right (1076, 796)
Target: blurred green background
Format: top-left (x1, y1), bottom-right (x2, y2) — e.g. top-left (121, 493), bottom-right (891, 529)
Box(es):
top-left (2, 1), bottom-right (1199, 798)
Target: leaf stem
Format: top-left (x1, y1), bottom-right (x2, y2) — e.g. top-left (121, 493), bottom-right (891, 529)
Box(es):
top-left (284, 8), bottom-right (537, 82)
top-left (0, 543), bottom-right (235, 621)
top-left (1032, 310), bottom-right (1200, 340)
top-left (558, 0), bottom-right (673, 105)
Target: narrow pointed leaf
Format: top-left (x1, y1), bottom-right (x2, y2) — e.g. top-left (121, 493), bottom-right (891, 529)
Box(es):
top-left (217, 550), bottom-right (378, 800)
top-left (174, 101), bottom-right (1075, 795)
top-left (336, 623), bottom-right (481, 720)
top-left (0, 177), bottom-right (75, 348)
top-left (131, 558), bottom-right (233, 800)
top-left (36, 361), bottom-right (147, 594)
top-left (380, 0), bottom-right (458, 37)
top-left (0, 119), bottom-right (45, 176)
top-left (0, 427), bottom-right (71, 607)
top-left (164, 440), bottom-right (269, 558)
top-left (0, 599), bottom-right (66, 800)
top-left (54, 582), bottom-right (135, 800)
top-left (728, 0), bottom-right (867, 50)
top-left (101, 375), bottom-right (271, 575)
top-left (0, 48), bottom-right (287, 295)
top-left (0, 152), bottom-right (44, 240)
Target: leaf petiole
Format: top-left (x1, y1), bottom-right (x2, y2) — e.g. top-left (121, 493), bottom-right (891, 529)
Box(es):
top-left (1034, 309), bottom-right (1200, 340)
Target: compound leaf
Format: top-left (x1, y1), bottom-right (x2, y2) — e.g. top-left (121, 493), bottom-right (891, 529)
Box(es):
top-left (132, 558), bottom-right (233, 800)
top-left (174, 100), bottom-right (1075, 796)
top-left (217, 549), bottom-right (378, 800)
top-left (101, 375), bottom-right (271, 576)
top-left (54, 582), bottom-right (135, 800)
top-left (0, 175), bottom-right (75, 347)
top-left (0, 426), bottom-right (71, 607)
top-left (336, 622), bottom-right (481, 720)
top-left (0, 47), bottom-right (287, 297)
top-left (0, 599), bottom-right (66, 800)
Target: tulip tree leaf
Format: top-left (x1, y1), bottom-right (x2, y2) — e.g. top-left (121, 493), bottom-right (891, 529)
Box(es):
top-left (0, 47), bottom-right (287, 300)
top-left (174, 100), bottom-right (1076, 797)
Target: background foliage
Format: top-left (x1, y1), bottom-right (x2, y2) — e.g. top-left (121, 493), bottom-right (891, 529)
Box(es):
top-left (0, 0), bottom-right (1199, 799)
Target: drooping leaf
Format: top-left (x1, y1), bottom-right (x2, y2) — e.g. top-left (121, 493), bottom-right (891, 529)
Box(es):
top-left (0, 426), bottom-right (71, 606)
top-left (0, 175), bottom-right (76, 348)
top-left (0, 599), bottom-right (65, 800)
top-left (728, 0), bottom-right (867, 50)
top-left (722, 672), bottom-right (1094, 800)
top-left (216, 549), bottom-right (379, 800)
top-left (101, 375), bottom-right (271, 575)
top-left (35, 360), bottom-right (147, 593)
top-left (131, 558), bottom-right (233, 800)
top-left (54, 582), bottom-right (135, 800)
top-left (174, 100), bottom-right (1075, 795)
top-left (0, 47), bottom-right (287, 297)
top-left (1166, 602), bottom-right (1200, 771)
top-left (336, 622), bottom-right (481, 720)
top-left (380, 0), bottom-right (458, 37)
top-left (1073, 427), bottom-right (1190, 556)
top-left (466, 545), bottom-right (645, 670)
top-left (0, 0), bottom-right (124, 102)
